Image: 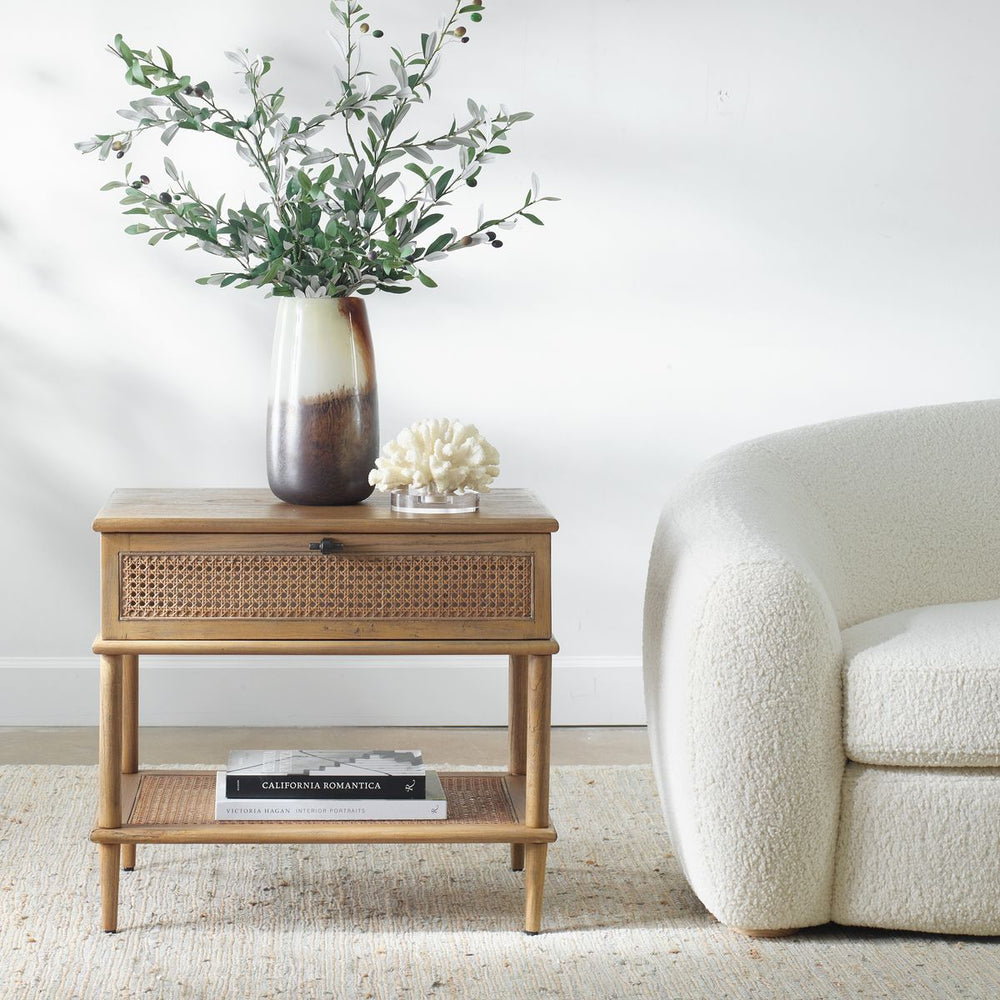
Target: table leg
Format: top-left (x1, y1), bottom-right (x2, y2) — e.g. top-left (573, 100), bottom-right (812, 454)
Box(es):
top-left (121, 654), bottom-right (138, 872)
top-left (508, 654), bottom-right (528, 871)
top-left (100, 843), bottom-right (121, 933)
top-left (524, 843), bottom-right (548, 935)
top-left (98, 654), bottom-right (123, 932)
top-left (523, 653), bottom-right (552, 933)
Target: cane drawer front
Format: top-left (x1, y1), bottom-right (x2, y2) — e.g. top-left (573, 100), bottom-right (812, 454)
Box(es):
top-left (102, 532), bottom-right (550, 640)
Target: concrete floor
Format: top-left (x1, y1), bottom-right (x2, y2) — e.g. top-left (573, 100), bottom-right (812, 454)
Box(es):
top-left (0, 726), bottom-right (650, 766)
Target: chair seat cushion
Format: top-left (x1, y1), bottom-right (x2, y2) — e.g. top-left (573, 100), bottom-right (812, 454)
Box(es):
top-left (842, 599), bottom-right (1000, 766)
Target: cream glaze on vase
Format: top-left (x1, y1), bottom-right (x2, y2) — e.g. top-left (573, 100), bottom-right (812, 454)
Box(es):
top-left (267, 297), bottom-right (378, 505)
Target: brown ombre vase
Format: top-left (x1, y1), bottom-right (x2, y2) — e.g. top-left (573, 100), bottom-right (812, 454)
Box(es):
top-left (266, 297), bottom-right (378, 505)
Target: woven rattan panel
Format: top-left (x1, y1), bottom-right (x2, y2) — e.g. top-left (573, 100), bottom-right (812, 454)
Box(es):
top-left (119, 552), bottom-right (533, 620)
top-left (129, 773), bottom-right (516, 826)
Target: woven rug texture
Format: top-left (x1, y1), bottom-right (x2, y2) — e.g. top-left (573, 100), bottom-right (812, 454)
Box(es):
top-left (1, 764), bottom-right (998, 999)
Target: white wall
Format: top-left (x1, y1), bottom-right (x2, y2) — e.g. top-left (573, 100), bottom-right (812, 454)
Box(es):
top-left (2, 1), bottom-right (999, 723)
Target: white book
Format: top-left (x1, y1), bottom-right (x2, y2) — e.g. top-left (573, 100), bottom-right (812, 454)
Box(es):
top-left (214, 769), bottom-right (448, 821)
top-left (224, 749), bottom-right (425, 799)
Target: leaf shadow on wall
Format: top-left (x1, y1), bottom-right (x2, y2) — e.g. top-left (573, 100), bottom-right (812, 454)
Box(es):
top-left (0, 200), bottom-right (244, 646)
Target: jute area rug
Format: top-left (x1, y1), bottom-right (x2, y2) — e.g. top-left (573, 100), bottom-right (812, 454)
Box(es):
top-left (2, 765), bottom-right (998, 1000)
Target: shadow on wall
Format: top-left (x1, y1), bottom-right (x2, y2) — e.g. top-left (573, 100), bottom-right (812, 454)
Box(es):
top-left (0, 317), bottom-right (195, 650)
top-left (0, 198), bottom-right (268, 653)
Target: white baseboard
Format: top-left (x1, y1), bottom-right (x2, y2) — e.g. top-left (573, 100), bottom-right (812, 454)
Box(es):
top-left (0, 656), bottom-right (645, 727)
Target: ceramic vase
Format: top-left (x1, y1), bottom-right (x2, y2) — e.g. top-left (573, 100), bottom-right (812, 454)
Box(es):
top-left (266, 297), bottom-right (378, 505)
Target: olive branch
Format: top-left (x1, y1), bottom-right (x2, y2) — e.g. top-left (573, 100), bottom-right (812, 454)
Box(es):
top-left (76, 0), bottom-right (557, 297)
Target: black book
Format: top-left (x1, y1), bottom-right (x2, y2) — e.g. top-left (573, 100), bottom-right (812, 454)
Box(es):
top-left (225, 749), bottom-right (426, 799)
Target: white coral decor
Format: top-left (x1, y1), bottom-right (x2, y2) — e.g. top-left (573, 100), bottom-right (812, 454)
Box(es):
top-left (368, 418), bottom-right (500, 495)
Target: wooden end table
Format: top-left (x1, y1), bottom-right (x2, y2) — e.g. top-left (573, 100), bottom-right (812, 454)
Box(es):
top-left (91, 488), bottom-right (558, 933)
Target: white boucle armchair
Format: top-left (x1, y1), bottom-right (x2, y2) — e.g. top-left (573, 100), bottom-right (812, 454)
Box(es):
top-left (643, 400), bottom-right (1000, 936)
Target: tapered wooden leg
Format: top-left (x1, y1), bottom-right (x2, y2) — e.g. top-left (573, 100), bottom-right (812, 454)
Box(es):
top-left (100, 845), bottom-right (121, 933)
top-left (98, 655), bottom-right (123, 932)
top-left (508, 654), bottom-right (529, 871)
top-left (523, 654), bottom-right (552, 932)
top-left (524, 843), bottom-right (548, 934)
top-left (524, 655), bottom-right (551, 829)
top-left (121, 655), bottom-right (138, 871)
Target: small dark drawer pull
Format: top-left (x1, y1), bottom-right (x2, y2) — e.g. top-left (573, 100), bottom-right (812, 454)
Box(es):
top-left (309, 537), bottom-right (344, 555)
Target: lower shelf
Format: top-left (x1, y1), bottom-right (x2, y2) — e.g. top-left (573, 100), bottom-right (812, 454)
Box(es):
top-left (91, 770), bottom-right (557, 846)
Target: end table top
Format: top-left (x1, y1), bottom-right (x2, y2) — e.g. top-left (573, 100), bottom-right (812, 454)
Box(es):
top-left (93, 488), bottom-right (558, 534)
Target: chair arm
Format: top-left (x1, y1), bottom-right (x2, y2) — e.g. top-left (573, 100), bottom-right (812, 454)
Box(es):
top-left (644, 542), bottom-right (844, 931)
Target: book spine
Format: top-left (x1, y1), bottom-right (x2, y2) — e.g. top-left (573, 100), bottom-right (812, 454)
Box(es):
top-left (225, 774), bottom-right (426, 800)
top-left (215, 798), bottom-right (447, 821)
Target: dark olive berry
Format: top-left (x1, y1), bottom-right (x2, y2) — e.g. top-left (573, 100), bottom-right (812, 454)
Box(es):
top-left (131, 180), bottom-right (142, 189)
top-left (194, 87), bottom-right (204, 97)
top-left (461, 35), bottom-right (470, 42)
top-left (485, 231), bottom-right (496, 241)
top-left (491, 239), bottom-right (503, 248)
top-left (159, 192), bottom-right (173, 204)
top-left (466, 177), bottom-right (478, 187)
top-left (116, 150), bottom-right (125, 159)
top-left (372, 29), bottom-right (384, 38)
top-left (184, 86), bottom-right (194, 95)
top-left (139, 175), bottom-right (150, 185)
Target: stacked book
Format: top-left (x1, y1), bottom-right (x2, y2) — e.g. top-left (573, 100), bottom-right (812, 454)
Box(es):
top-left (214, 749), bottom-right (447, 821)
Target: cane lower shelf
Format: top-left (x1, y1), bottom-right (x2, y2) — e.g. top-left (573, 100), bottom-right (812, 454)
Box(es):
top-left (91, 771), bottom-right (558, 845)
top-left (91, 488), bottom-right (558, 934)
